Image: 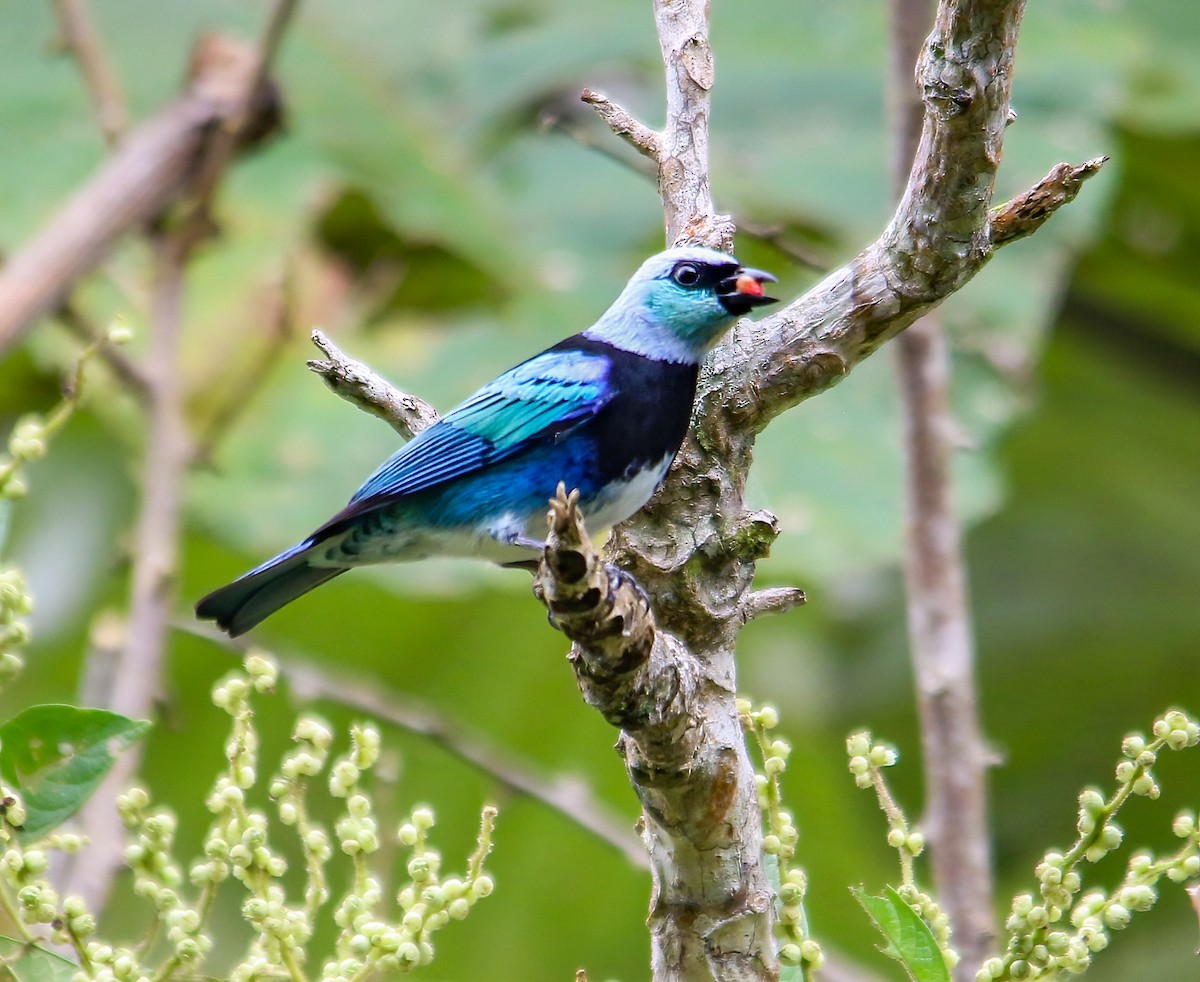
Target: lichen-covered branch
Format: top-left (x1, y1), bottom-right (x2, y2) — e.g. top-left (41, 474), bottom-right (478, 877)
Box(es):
top-left (611, 0), bottom-right (1106, 630)
top-left (534, 484), bottom-right (776, 981)
top-left (585, 1), bottom-right (1105, 981)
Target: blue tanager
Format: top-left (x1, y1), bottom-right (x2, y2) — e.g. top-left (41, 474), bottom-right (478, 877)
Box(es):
top-left (196, 246), bottom-right (778, 635)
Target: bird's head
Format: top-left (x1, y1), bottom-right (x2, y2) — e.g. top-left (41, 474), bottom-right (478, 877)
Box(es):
top-left (588, 246), bottom-right (778, 363)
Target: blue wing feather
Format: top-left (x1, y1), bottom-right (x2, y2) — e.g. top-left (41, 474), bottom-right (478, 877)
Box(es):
top-left (346, 348), bottom-right (610, 507)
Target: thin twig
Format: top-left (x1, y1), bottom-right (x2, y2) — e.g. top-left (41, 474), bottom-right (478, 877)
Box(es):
top-left (542, 110), bottom-right (829, 271)
top-left (64, 233), bottom-right (190, 913)
top-left (177, 622), bottom-right (649, 870)
top-left (541, 108), bottom-right (657, 178)
top-left (740, 587), bottom-right (807, 625)
top-left (284, 654), bottom-right (649, 870)
top-left (886, 0), bottom-right (995, 972)
top-left (55, 301), bottom-right (152, 403)
top-left (193, 268), bottom-right (298, 464)
top-left (50, 0), bottom-right (127, 146)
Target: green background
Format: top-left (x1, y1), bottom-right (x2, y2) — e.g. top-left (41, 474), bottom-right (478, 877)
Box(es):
top-left (1, 1), bottom-right (1198, 978)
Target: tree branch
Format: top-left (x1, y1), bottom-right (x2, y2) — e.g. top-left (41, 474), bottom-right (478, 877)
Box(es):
top-left (591, 1), bottom-right (1106, 980)
top-left (740, 587), bottom-right (807, 626)
top-left (0, 31), bottom-right (284, 355)
top-left (535, 485), bottom-right (657, 688)
top-left (175, 0), bottom-right (297, 250)
top-left (57, 3), bottom-right (297, 913)
top-left (580, 89), bottom-right (662, 161)
top-left (280, 648), bottom-right (650, 871)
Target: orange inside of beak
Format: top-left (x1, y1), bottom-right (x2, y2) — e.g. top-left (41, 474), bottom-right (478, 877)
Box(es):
top-left (735, 273), bottom-right (764, 296)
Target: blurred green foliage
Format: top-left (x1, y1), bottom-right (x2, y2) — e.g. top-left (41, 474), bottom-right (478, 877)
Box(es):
top-left (1, 1), bottom-right (1197, 979)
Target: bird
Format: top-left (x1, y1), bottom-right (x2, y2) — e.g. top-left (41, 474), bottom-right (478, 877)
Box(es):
top-left (196, 245), bottom-right (778, 636)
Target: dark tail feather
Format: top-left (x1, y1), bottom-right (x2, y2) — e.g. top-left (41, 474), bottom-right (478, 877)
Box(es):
top-left (196, 547), bottom-right (348, 637)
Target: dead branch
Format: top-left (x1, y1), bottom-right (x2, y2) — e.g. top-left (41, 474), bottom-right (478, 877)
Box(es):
top-left (308, 329), bottom-right (440, 440)
top-left (990, 156), bottom-right (1108, 246)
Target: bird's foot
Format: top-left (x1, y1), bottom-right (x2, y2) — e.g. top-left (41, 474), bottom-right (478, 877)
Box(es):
top-left (498, 533), bottom-right (547, 573)
top-left (605, 563), bottom-right (653, 619)
top-left (508, 534), bottom-right (548, 552)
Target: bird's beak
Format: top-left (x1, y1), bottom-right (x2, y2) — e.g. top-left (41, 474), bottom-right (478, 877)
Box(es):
top-left (717, 266), bottom-right (779, 316)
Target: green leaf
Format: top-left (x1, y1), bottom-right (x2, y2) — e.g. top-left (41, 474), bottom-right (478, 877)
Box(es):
top-left (0, 706), bottom-right (151, 841)
top-left (851, 886), bottom-right (951, 982)
top-left (0, 936), bottom-right (78, 982)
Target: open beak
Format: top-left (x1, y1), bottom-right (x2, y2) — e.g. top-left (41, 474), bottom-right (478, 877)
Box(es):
top-left (717, 266), bottom-right (779, 316)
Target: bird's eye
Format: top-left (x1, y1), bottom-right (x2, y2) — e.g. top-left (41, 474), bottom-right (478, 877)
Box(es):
top-left (672, 263), bottom-right (701, 287)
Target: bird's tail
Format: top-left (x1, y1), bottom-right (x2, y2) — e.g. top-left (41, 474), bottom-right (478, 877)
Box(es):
top-left (195, 542), bottom-right (348, 637)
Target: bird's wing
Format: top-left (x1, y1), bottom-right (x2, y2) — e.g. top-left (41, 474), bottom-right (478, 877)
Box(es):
top-left (344, 346), bottom-right (611, 508)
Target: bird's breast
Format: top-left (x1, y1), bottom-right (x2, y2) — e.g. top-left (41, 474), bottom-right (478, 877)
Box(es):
top-left (577, 452), bottom-right (676, 531)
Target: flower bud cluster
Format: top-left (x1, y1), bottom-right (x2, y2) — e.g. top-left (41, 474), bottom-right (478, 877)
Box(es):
top-left (0, 567), bottom-right (31, 689)
top-left (2, 409), bottom-right (64, 500)
top-left (774, 867), bottom-right (823, 973)
top-left (737, 699), bottom-right (824, 975)
top-left (79, 942), bottom-right (152, 982)
top-left (0, 649), bottom-right (501, 982)
top-left (271, 714), bottom-right (335, 912)
top-left (321, 804), bottom-right (498, 981)
top-left (203, 656), bottom-right (316, 975)
top-left (7, 418), bottom-right (47, 465)
top-left (242, 883), bottom-right (313, 964)
top-left (2, 846), bottom-right (61, 926)
top-left (0, 796), bottom-right (103, 962)
top-left (0, 785), bottom-right (28, 842)
top-left (118, 789), bottom-right (211, 965)
top-left (985, 711), bottom-right (1200, 981)
top-left (846, 730), bottom-right (897, 791)
top-left (327, 723), bottom-right (384, 859)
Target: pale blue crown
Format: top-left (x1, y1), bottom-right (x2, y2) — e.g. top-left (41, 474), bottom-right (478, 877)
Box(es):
top-left (584, 246), bottom-right (741, 364)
